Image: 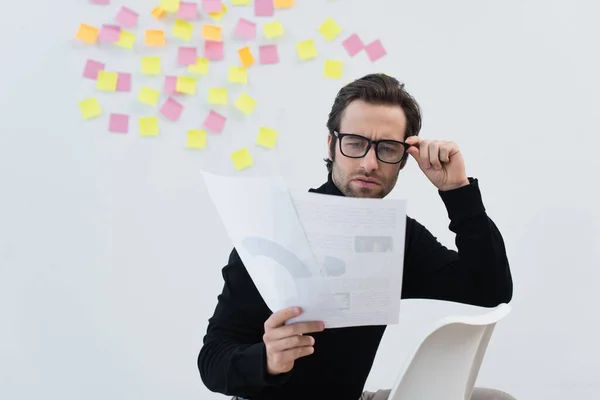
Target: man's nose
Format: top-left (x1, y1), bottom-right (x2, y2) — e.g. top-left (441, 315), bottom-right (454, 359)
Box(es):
top-left (360, 146), bottom-right (379, 173)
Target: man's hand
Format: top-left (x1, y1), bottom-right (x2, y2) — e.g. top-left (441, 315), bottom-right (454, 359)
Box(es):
top-left (405, 137), bottom-right (470, 191)
top-left (263, 306), bottom-right (325, 376)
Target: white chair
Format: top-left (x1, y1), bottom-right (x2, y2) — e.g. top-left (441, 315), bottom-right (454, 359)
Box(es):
top-left (387, 303), bottom-right (512, 400)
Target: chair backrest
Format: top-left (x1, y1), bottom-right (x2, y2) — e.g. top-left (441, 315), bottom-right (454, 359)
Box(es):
top-left (387, 303), bottom-right (511, 400)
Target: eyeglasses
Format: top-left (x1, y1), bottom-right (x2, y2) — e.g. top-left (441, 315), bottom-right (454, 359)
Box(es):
top-left (333, 131), bottom-right (411, 164)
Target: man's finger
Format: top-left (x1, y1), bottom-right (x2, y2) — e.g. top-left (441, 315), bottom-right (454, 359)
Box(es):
top-left (279, 346), bottom-right (315, 363)
top-left (419, 140), bottom-right (431, 169)
top-left (429, 141), bottom-right (442, 170)
top-left (269, 334), bottom-right (315, 352)
top-left (267, 321), bottom-right (325, 341)
top-left (264, 307), bottom-right (301, 330)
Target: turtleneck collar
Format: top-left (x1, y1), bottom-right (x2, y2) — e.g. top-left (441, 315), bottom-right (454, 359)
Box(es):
top-left (308, 172), bottom-right (345, 196)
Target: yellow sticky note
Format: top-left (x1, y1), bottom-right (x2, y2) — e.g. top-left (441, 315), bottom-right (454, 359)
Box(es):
top-left (238, 47), bottom-right (255, 68)
top-left (208, 88), bottom-right (228, 105)
top-left (209, 4), bottom-right (227, 22)
top-left (324, 60), bottom-right (343, 79)
top-left (263, 21), bottom-right (284, 39)
top-left (297, 40), bottom-right (318, 60)
top-left (235, 93), bottom-right (257, 115)
top-left (138, 86), bottom-right (160, 106)
top-left (96, 71), bottom-right (119, 91)
top-left (116, 30), bottom-right (136, 49)
top-left (139, 117), bottom-right (159, 136)
top-left (151, 6), bottom-right (167, 19)
top-left (228, 66), bottom-right (248, 84)
top-left (188, 57), bottom-right (209, 75)
top-left (274, 0), bottom-right (294, 7)
top-left (161, 0), bottom-right (180, 12)
top-left (202, 25), bottom-right (222, 41)
top-left (231, 148), bottom-right (254, 171)
top-left (256, 127), bottom-right (279, 149)
top-left (76, 24), bottom-right (99, 44)
top-left (78, 97), bottom-right (102, 120)
top-left (232, 0), bottom-right (251, 4)
top-left (187, 129), bottom-right (207, 149)
top-left (141, 56), bottom-right (161, 75)
top-left (173, 19), bottom-right (194, 41)
top-left (318, 18), bottom-right (342, 41)
top-left (145, 30), bottom-right (166, 46)
top-left (176, 76), bottom-right (197, 95)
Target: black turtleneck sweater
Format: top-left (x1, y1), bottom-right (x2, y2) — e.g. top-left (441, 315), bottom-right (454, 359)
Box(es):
top-left (198, 174), bottom-right (513, 400)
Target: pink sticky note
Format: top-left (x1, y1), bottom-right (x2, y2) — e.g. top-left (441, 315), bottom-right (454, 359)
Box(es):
top-left (160, 98), bottom-right (184, 121)
top-left (259, 44), bottom-right (279, 64)
top-left (109, 114), bottom-right (129, 133)
top-left (204, 40), bottom-right (224, 61)
top-left (90, 0), bottom-right (110, 4)
top-left (178, 2), bottom-right (198, 19)
top-left (203, 0), bottom-right (223, 13)
top-left (342, 34), bottom-right (364, 57)
top-left (234, 18), bottom-right (256, 40)
top-left (83, 60), bottom-right (105, 79)
top-left (115, 7), bottom-right (139, 28)
top-left (255, 0), bottom-right (274, 16)
top-left (365, 39), bottom-right (387, 62)
top-left (116, 72), bottom-right (132, 92)
top-left (99, 24), bottom-right (120, 43)
top-left (203, 110), bottom-right (226, 133)
top-left (178, 47), bottom-right (198, 66)
top-left (164, 76), bottom-right (183, 95)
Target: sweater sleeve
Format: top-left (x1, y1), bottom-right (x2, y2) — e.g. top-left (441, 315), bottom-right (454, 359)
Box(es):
top-left (401, 178), bottom-right (513, 307)
top-left (197, 249), bottom-right (292, 397)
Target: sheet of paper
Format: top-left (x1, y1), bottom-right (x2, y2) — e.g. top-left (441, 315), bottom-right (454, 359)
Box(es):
top-left (96, 71), bottom-right (119, 91)
top-left (139, 116), bottom-right (159, 136)
top-left (203, 110), bottom-right (226, 133)
top-left (263, 21), bottom-right (284, 39)
top-left (116, 30), bottom-right (136, 49)
top-left (255, 0), bottom-right (274, 16)
top-left (228, 66), bottom-right (248, 84)
top-left (318, 18), bottom-right (342, 41)
top-left (178, 47), bottom-right (197, 65)
top-left (83, 60), bottom-right (105, 79)
top-left (297, 39), bottom-right (317, 60)
top-left (145, 29), bottom-right (166, 46)
top-left (342, 33), bottom-right (364, 57)
top-left (109, 113), bottom-right (129, 133)
top-left (365, 39), bottom-right (387, 62)
top-left (173, 19), bottom-right (194, 41)
top-left (204, 40), bottom-right (224, 60)
top-left (234, 18), bottom-right (256, 39)
top-left (116, 72), bottom-right (131, 92)
top-left (160, 97), bottom-right (184, 121)
top-left (141, 56), bottom-right (161, 75)
top-left (324, 59), bottom-right (343, 79)
top-left (178, 2), bottom-right (198, 19)
top-left (79, 97), bottom-right (102, 120)
top-left (201, 173), bottom-right (341, 323)
top-left (234, 93), bottom-right (257, 115)
top-left (76, 24), bottom-right (99, 44)
top-left (202, 25), bottom-right (222, 41)
top-left (138, 86), bottom-right (160, 106)
top-left (99, 24), bottom-right (120, 42)
top-left (208, 88), bottom-right (228, 104)
top-left (187, 129), bottom-right (207, 149)
top-left (238, 46), bottom-right (255, 67)
top-left (115, 7), bottom-right (138, 28)
top-left (230, 148), bottom-right (254, 171)
top-left (188, 57), bottom-right (209, 75)
top-left (259, 44), bottom-right (279, 64)
top-left (256, 126), bottom-right (278, 148)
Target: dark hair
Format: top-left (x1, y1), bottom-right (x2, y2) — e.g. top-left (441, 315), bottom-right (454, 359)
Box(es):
top-left (324, 73), bottom-right (422, 173)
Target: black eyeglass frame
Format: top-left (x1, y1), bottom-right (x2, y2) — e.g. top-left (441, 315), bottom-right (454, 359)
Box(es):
top-left (333, 131), bottom-right (411, 164)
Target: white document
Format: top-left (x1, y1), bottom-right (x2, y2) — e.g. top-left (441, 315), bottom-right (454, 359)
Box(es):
top-left (202, 171), bottom-right (406, 329)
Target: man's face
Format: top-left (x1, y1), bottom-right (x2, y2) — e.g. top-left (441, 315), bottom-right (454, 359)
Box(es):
top-left (328, 100), bottom-right (407, 198)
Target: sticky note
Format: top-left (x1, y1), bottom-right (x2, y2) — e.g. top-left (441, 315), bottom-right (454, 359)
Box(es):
top-left (164, 76), bottom-right (183, 95)
top-left (365, 39), bottom-right (387, 62)
top-left (232, 0), bottom-right (251, 4)
top-left (109, 114), bottom-right (129, 133)
top-left (203, 110), bottom-right (226, 133)
top-left (187, 129), bottom-right (207, 149)
top-left (116, 73), bottom-right (131, 92)
top-left (204, 40), bottom-right (224, 60)
top-left (188, 57), bottom-right (209, 75)
top-left (160, 98), bottom-right (184, 121)
top-left (234, 93), bottom-right (257, 115)
top-left (115, 7), bottom-right (139, 28)
top-left (208, 3), bottom-right (227, 21)
top-left (139, 117), bottom-right (159, 136)
top-left (96, 71), bottom-right (119, 91)
top-left (83, 60), bottom-right (105, 79)
top-left (297, 40), bottom-right (317, 60)
top-left (145, 30), bottom-right (166, 46)
top-left (318, 18), bottom-right (342, 41)
top-left (99, 24), bottom-right (120, 42)
top-left (324, 60), bottom-right (343, 79)
top-left (138, 86), bottom-right (160, 106)
top-left (238, 46), bottom-right (255, 67)
top-left (256, 126), bottom-right (278, 148)
top-left (208, 88), bottom-right (228, 105)
top-left (255, 0), bottom-right (274, 16)
top-left (227, 66), bottom-right (247, 84)
top-left (76, 24), bottom-right (99, 44)
top-left (176, 76), bottom-right (197, 94)
top-left (234, 18), bottom-right (256, 39)
top-left (161, 0), bottom-right (180, 12)
top-left (116, 30), bottom-right (136, 48)
top-left (141, 57), bottom-right (161, 75)
top-left (178, 47), bottom-right (198, 65)
top-left (203, 0), bottom-right (222, 12)
top-left (79, 97), bottom-right (102, 120)
top-left (151, 6), bottom-right (167, 19)
top-left (173, 19), bottom-right (194, 41)
top-left (342, 33), bottom-right (364, 57)
top-left (259, 45), bottom-right (279, 64)
top-left (202, 25), bottom-right (222, 41)
top-left (263, 21), bottom-right (284, 39)
top-left (178, 2), bottom-right (198, 19)
top-left (231, 148), bottom-right (254, 171)
top-left (274, 0), bottom-right (294, 7)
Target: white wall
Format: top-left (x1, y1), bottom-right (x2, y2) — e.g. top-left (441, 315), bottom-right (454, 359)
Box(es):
top-left (1, 0), bottom-right (599, 399)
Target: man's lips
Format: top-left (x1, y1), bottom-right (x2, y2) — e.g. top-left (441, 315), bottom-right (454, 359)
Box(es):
top-left (352, 177), bottom-right (381, 185)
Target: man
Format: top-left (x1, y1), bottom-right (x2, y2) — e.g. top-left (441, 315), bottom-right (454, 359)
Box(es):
top-left (198, 73), bottom-right (513, 400)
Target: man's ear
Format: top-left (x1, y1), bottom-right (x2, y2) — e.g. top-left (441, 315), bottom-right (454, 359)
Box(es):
top-left (327, 133), bottom-right (333, 160)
